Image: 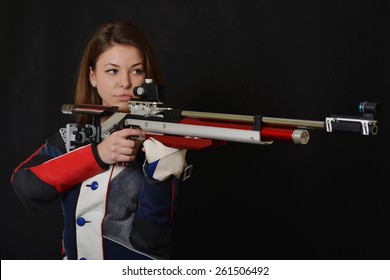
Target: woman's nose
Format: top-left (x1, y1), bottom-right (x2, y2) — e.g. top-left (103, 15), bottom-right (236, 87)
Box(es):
top-left (121, 80), bottom-right (130, 88)
top-left (120, 75), bottom-right (131, 89)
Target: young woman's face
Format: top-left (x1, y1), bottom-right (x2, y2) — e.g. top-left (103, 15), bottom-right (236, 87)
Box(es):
top-left (89, 44), bottom-right (146, 112)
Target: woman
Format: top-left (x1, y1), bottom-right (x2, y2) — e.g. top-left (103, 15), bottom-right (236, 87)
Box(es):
top-left (11, 20), bottom-right (186, 260)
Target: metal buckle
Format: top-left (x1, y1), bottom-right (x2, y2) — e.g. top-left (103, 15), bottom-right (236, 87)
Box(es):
top-left (182, 163), bottom-right (193, 181)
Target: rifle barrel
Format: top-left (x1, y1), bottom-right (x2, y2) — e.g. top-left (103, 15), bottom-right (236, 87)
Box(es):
top-left (181, 110), bottom-right (325, 129)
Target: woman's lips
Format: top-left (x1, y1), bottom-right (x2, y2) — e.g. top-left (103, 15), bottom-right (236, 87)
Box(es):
top-left (115, 95), bottom-right (132, 101)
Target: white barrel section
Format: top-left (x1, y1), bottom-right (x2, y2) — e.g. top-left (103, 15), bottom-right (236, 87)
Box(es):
top-left (125, 119), bottom-right (273, 145)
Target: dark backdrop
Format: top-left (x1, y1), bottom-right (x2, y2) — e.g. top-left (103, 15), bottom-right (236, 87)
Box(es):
top-left (1, 0), bottom-right (389, 260)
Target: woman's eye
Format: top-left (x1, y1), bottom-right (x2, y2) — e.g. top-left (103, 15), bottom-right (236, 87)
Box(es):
top-left (132, 68), bottom-right (144, 75)
top-left (106, 69), bottom-right (118, 74)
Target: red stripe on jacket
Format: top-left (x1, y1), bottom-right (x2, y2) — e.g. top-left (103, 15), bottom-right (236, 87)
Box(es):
top-left (30, 144), bottom-right (105, 193)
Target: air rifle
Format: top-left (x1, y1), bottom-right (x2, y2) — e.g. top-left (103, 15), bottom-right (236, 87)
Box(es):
top-left (61, 79), bottom-right (380, 152)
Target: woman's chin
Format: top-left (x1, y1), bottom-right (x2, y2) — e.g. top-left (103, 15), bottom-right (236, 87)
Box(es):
top-left (116, 104), bottom-right (130, 113)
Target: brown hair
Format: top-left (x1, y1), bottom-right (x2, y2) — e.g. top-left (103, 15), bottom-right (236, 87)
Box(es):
top-left (74, 20), bottom-right (161, 123)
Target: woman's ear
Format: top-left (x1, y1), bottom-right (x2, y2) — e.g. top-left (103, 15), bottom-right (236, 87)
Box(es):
top-left (89, 66), bottom-right (96, 87)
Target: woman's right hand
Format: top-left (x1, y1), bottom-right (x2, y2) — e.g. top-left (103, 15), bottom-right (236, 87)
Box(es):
top-left (97, 128), bottom-right (145, 165)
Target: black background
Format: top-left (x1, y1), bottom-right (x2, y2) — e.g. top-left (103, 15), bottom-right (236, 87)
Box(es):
top-left (1, 0), bottom-right (389, 260)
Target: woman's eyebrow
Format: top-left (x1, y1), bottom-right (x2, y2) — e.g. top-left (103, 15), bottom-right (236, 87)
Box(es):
top-left (103, 63), bottom-right (120, 67)
top-left (131, 62), bottom-right (143, 67)
top-left (103, 62), bottom-right (143, 67)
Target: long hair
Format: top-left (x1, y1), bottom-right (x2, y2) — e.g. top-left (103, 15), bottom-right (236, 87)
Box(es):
top-left (74, 20), bottom-right (161, 123)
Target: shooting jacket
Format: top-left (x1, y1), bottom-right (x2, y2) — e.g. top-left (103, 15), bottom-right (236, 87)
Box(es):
top-left (11, 129), bottom-right (179, 260)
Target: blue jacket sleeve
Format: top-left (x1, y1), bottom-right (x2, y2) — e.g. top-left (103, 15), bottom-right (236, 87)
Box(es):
top-left (129, 161), bottom-right (180, 258)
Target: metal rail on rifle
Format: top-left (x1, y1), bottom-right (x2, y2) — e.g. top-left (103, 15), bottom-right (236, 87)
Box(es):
top-left (61, 79), bottom-right (380, 151)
